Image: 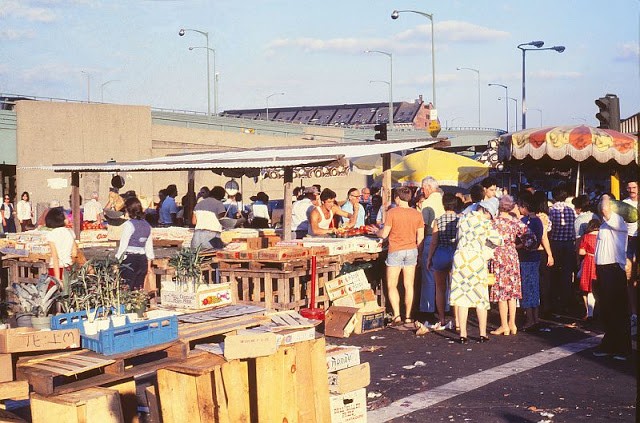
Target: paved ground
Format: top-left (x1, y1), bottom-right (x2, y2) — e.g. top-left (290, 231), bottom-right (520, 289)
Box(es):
top-left (329, 311), bottom-right (637, 422)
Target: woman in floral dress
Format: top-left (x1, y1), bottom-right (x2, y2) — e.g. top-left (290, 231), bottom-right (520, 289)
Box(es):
top-left (490, 195), bottom-right (527, 336)
top-left (449, 197), bottom-right (503, 344)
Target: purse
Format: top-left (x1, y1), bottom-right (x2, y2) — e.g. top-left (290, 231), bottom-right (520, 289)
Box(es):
top-left (485, 259), bottom-right (496, 286)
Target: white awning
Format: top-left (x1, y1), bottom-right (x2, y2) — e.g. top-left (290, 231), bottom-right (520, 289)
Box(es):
top-left (22, 139), bottom-right (438, 173)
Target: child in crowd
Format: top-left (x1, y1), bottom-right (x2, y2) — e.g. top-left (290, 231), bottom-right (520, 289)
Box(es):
top-left (578, 219), bottom-right (600, 320)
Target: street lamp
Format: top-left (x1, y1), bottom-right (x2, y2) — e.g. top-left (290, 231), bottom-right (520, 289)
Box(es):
top-left (457, 67), bottom-right (480, 127)
top-left (265, 92), bottom-right (284, 121)
top-left (100, 79), bottom-right (120, 103)
top-left (179, 28), bottom-right (214, 122)
top-left (499, 97), bottom-right (518, 131)
top-left (488, 83), bottom-right (509, 132)
top-left (365, 50), bottom-right (394, 128)
top-left (81, 71), bottom-right (91, 102)
top-left (189, 46), bottom-right (218, 117)
top-left (391, 9), bottom-right (436, 107)
top-left (517, 40), bottom-right (565, 129)
top-left (529, 108), bottom-right (543, 126)
top-left (571, 116), bottom-right (587, 123)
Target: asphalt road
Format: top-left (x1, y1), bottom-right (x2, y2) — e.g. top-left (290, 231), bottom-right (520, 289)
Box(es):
top-left (329, 311), bottom-right (637, 423)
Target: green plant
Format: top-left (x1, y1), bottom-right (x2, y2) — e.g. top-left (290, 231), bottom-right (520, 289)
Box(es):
top-left (121, 287), bottom-right (149, 313)
top-left (168, 246), bottom-right (204, 292)
top-left (12, 275), bottom-right (61, 317)
top-left (62, 256), bottom-right (126, 321)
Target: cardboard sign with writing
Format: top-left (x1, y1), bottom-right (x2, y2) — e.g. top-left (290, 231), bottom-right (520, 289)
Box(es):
top-left (223, 331), bottom-right (278, 360)
top-left (325, 345), bottom-right (361, 373)
top-left (0, 328), bottom-right (80, 353)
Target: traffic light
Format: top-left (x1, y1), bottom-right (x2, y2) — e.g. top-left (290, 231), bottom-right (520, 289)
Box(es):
top-left (374, 123), bottom-right (388, 141)
top-left (595, 94), bottom-right (620, 131)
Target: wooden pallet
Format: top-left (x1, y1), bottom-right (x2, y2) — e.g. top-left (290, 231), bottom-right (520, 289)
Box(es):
top-left (217, 258), bottom-right (308, 271)
top-left (16, 340), bottom-right (186, 396)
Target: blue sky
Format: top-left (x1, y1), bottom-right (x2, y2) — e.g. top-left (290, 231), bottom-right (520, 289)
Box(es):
top-left (1, 0), bottom-right (638, 131)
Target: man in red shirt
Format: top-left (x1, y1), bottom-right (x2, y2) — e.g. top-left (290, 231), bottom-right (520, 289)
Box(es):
top-left (375, 186), bottom-right (425, 326)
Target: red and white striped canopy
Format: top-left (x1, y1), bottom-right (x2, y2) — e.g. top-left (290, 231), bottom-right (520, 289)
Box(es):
top-left (501, 125), bottom-right (637, 165)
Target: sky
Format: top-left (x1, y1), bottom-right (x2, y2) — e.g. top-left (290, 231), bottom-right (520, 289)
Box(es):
top-left (1, 0), bottom-right (639, 132)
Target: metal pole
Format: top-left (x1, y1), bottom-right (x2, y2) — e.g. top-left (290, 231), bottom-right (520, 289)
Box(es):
top-left (430, 14), bottom-right (436, 107)
top-left (521, 49), bottom-right (526, 129)
top-left (205, 33), bottom-right (211, 123)
top-left (505, 87), bottom-right (509, 131)
top-left (389, 54), bottom-right (394, 128)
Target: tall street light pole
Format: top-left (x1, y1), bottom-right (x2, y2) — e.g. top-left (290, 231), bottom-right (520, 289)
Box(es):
top-left (179, 28), bottom-right (213, 123)
top-left (100, 79), bottom-right (120, 103)
top-left (499, 97), bottom-right (518, 131)
top-left (365, 50), bottom-right (394, 128)
top-left (81, 71), bottom-right (91, 102)
top-left (391, 9), bottom-right (436, 107)
top-left (189, 46), bottom-right (218, 116)
top-left (488, 83), bottom-right (509, 132)
top-left (457, 67), bottom-right (480, 127)
top-left (517, 41), bottom-right (565, 129)
top-left (266, 92), bottom-right (285, 121)
top-left (529, 108), bottom-right (543, 126)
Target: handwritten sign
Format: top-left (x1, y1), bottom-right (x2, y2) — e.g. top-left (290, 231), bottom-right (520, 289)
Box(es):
top-left (0, 328), bottom-right (80, 353)
top-left (160, 284), bottom-right (233, 310)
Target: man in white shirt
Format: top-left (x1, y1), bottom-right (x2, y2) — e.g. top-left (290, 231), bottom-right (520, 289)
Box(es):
top-left (623, 180), bottom-right (638, 328)
top-left (592, 194), bottom-right (631, 360)
top-left (419, 176), bottom-right (445, 318)
top-left (291, 186), bottom-right (319, 239)
top-left (82, 192), bottom-right (103, 224)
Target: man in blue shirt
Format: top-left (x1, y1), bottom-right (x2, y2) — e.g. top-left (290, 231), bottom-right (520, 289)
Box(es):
top-left (159, 184), bottom-right (179, 226)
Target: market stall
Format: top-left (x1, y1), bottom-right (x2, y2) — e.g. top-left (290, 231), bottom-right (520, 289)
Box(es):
top-left (500, 124), bottom-right (638, 195)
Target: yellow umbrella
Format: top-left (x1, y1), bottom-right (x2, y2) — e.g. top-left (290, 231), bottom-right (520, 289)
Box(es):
top-left (386, 149), bottom-right (489, 189)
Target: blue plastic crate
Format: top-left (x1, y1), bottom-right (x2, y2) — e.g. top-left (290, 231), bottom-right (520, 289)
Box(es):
top-left (51, 306), bottom-right (127, 334)
top-left (80, 315), bottom-right (178, 356)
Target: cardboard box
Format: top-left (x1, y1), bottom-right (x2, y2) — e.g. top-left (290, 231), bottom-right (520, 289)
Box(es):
top-left (353, 307), bottom-right (385, 335)
top-left (325, 345), bottom-right (361, 373)
top-left (332, 289), bottom-right (378, 309)
top-left (223, 331), bottom-right (279, 360)
top-left (325, 270), bottom-right (371, 301)
top-left (232, 237), bottom-right (262, 250)
top-left (324, 306), bottom-right (359, 338)
top-left (278, 327), bottom-right (317, 346)
top-left (160, 282), bottom-right (233, 310)
top-left (0, 327), bottom-right (81, 353)
top-left (328, 362), bottom-right (370, 394)
top-left (329, 388), bottom-right (367, 423)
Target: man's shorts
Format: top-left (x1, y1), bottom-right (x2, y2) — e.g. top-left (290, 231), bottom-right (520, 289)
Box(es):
top-left (386, 248), bottom-right (418, 267)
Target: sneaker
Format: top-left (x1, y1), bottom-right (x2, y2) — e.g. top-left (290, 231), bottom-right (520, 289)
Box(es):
top-left (432, 322), bottom-right (447, 331)
top-left (592, 351), bottom-right (610, 358)
top-left (613, 355), bottom-right (628, 361)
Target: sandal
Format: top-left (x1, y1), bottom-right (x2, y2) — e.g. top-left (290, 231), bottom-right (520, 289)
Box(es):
top-left (388, 315), bottom-right (403, 327)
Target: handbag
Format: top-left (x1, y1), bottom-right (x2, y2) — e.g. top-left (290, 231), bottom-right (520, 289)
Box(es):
top-left (485, 259), bottom-right (496, 286)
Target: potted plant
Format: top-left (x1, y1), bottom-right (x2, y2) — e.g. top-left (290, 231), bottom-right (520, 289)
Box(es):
top-left (167, 246), bottom-right (204, 293)
top-left (12, 275), bottom-right (61, 329)
top-left (122, 287), bottom-right (150, 319)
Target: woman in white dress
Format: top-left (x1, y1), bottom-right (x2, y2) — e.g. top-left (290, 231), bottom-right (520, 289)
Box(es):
top-left (16, 192), bottom-right (33, 231)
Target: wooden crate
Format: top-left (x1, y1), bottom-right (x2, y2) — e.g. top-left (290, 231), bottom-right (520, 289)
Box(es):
top-left (0, 380), bottom-right (29, 400)
top-left (156, 338), bottom-right (330, 423)
top-left (219, 264), bottom-right (340, 311)
top-left (5, 258), bottom-right (48, 285)
top-left (30, 387), bottom-right (124, 423)
top-left (157, 351), bottom-right (250, 423)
